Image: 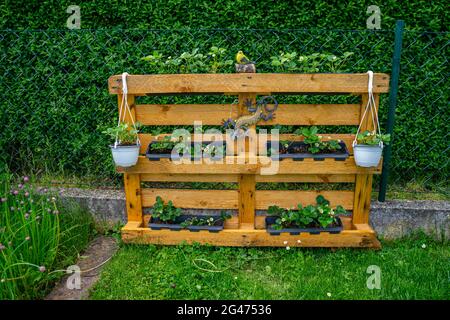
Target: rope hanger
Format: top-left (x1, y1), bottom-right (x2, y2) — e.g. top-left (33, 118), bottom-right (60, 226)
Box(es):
top-left (353, 71), bottom-right (382, 147)
top-left (114, 72), bottom-right (140, 148)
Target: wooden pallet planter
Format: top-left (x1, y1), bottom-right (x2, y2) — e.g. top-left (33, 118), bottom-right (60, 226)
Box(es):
top-left (108, 73), bottom-right (389, 248)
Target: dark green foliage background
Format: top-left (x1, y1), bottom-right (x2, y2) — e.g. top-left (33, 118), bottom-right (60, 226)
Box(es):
top-left (0, 1), bottom-right (448, 189)
top-left (0, 0), bottom-right (447, 31)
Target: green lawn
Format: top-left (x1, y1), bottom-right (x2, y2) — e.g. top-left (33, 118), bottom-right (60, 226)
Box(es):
top-left (90, 233), bottom-right (449, 300)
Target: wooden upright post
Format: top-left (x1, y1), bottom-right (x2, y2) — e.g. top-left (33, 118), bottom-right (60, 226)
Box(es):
top-left (118, 94), bottom-right (143, 225)
top-left (353, 93), bottom-right (379, 225)
top-left (237, 92), bottom-right (256, 229)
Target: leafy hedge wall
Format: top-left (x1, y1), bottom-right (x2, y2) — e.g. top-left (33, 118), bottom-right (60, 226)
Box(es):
top-left (0, 1), bottom-right (448, 188)
top-left (1, 0), bottom-right (448, 31)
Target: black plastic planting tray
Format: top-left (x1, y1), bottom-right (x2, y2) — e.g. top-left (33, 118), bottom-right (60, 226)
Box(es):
top-left (148, 215), bottom-right (225, 233)
top-left (265, 216), bottom-right (343, 235)
top-left (146, 141), bottom-right (224, 161)
top-left (267, 141), bottom-right (349, 161)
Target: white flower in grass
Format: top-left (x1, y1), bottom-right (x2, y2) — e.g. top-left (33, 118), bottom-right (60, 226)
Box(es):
top-left (327, 292), bottom-right (332, 297)
top-left (286, 246), bottom-right (290, 250)
top-left (421, 244), bottom-right (427, 249)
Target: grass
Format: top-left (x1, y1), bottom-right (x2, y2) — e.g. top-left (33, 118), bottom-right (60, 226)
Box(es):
top-left (0, 174), bottom-right (95, 300)
top-left (90, 233), bottom-right (449, 300)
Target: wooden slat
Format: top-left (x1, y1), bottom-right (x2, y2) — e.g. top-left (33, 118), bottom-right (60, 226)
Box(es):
top-left (141, 189), bottom-right (353, 210)
top-left (263, 104), bottom-right (360, 125)
top-left (256, 174), bottom-right (355, 183)
top-left (141, 189), bottom-right (237, 209)
top-left (135, 104), bottom-right (237, 125)
top-left (135, 103), bottom-right (360, 126)
top-left (140, 173), bottom-right (355, 183)
top-left (124, 173), bottom-right (143, 222)
top-left (141, 173), bottom-right (238, 182)
top-left (238, 175), bottom-right (256, 229)
top-left (118, 156), bottom-right (382, 175)
top-left (121, 223), bottom-right (381, 248)
top-left (138, 133), bottom-right (356, 155)
top-left (257, 190), bottom-right (354, 210)
top-left (109, 73), bottom-right (390, 95)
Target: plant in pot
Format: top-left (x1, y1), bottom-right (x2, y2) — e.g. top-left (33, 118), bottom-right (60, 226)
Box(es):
top-left (103, 122), bottom-right (141, 167)
top-left (149, 197), bottom-right (231, 233)
top-left (268, 126), bottom-right (349, 161)
top-left (146, 135), bottom-right (191, 161)
top-left (353, 130), bottom-right (391, 167)
top-left (265, 195), bottom-right (346, 235)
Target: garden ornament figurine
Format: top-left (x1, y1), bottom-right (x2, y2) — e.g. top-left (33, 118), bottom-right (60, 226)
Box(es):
top-left (235, 50), bottom-right (256, 73)
top-left (235, 50), bottom-right (253, 64)
top-left (230, 96), bottom-right (278, 139)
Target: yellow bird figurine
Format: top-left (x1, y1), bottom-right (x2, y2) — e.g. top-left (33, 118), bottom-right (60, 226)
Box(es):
top-left (236, 51), bottom-right (252, 64)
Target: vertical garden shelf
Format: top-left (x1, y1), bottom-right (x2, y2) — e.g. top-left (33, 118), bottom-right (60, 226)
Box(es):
top-left (108, 73), bottom-right (390, 248)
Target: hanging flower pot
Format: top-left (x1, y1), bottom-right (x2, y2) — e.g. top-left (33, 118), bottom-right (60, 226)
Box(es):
top-left (353, 131), bottom-right (390, 167)
top-left (110, 143), bottom-right (140, 167)
top-left (353, 71), bottom-right (391, 168)
top-left (104, 122), bottom-right (141, 167)
top-left (103, 72), bottom-right (141, 168)
top-left (353, 143), bottom-right (383, 167)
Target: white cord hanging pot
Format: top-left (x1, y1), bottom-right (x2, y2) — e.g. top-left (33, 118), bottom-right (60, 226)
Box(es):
top-left (110, 72), bottom-right (140, 167)
top-left (353, 71), bottom-right (383, 168)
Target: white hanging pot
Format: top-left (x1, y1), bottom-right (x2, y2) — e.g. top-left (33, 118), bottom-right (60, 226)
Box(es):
top-left (110, 144), bottom-right (140, 167)
top-left (353, 144), bottom-right (383, 167)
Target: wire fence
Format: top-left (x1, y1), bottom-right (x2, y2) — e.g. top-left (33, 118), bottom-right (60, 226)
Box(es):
top-left (0, 28), bottom-right (448, 198)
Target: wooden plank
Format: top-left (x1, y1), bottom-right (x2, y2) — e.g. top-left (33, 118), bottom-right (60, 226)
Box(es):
top-left (135, 103), bottom-right (360, 126)
top-left (256, 174), bottom-right (355, 183)
top-left (141, 173), bottom-right (238, 182)
top-left (118, 156), bottom-right (382, 175)
top-left (138, 133), bottom-right (356, 155)
top-left (352, 174), bottom-right (373, 224)
top-left (238, 175), bottom-right (256, 229)
top-left (109, 73), bottom-right (390, 95)
top-left (141, 189), bottom-right (353, 210)
top-left (257, 190), bottom-right (354, 210)
top-left (263, 104), bottom-right (360, 125)
top-left (121, 224), bottom-right (381, 248)
top-left (140, 173), bottom-right (355, 183)
top-left (141, 189), bottom-right (238, 209)
top-left (136, 104), bottom-right (237, 125)
top-left (123, 173), bottom-right (143, 223)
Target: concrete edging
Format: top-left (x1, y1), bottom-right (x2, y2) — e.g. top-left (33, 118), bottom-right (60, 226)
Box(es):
top-left (59, 188), bottom-right (450, 239)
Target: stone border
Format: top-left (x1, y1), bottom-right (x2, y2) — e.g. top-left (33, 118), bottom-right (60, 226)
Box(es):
top-left (45, 236), bottom-right (118, 300)
top-left (59, 188), bottom-right (449, 239)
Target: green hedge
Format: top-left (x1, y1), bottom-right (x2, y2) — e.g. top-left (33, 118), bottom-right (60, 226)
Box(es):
top-left (0, 2), bottom-right (448, 188)
top-left (1, 0), bottom-right (448, 31)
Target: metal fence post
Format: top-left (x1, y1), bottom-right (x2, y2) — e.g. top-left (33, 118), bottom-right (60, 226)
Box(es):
top-left (378, 20), bottom-right (405, 202)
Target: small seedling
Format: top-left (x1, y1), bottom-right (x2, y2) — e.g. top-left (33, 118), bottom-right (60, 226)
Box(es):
top-left (356, 130), bottom-right (391, 145)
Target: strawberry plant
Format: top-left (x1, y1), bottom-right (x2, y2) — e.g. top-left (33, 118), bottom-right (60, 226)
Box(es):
top-left (180, 211), bottom-right (231, 227)
top-left (356, 130), bottom-right (391, 145)
top-left (297, 126), bottom-right (342, 154)
top-left (267, 195), bottom-right (346, 230)
top-left (151, 196), bottom-right (182, 223)
top-left (102, 122), bottom-right (141, 146)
